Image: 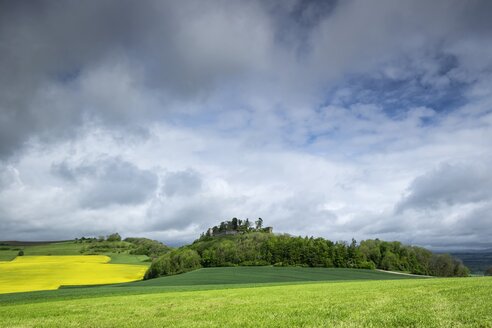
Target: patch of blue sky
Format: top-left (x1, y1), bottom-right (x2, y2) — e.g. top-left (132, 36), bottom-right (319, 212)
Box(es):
top-left (321, 51), bottom-right (470, 122)
top-left (329, 75), bottom-right (467, 117)
top-left (54, 67), bottom-right (81, 84)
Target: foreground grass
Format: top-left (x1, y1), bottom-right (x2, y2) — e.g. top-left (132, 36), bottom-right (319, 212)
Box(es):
top-left (0, 277), bottom-right (490, 327)
top-left (0, 256), bottom-right (147, 294)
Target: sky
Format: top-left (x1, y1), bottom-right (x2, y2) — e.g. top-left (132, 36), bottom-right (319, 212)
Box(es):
top-left (1, 0), bottom-right (491, 250)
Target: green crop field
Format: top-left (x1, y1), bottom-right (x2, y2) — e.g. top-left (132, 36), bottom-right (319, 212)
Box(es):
top-left (127, 266), bottom-right (422, 286)
top-left (0, 276), bottom-right (490, 327)
top-left (0, 241), bottom-right (85, 257)
top-left (0, 249), bottom-right (18, 261)
top-left (107, 253), bottom-right (150, 265)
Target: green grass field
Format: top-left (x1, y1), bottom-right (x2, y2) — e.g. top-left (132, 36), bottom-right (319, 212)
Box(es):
top-left (127, 266), bottom-right (421, 286)
top-left (0, 249), bottom-right (18, 261)
top-left (0, 277), bottom-right (490, 327)
top-left (0, 241), bottom-right (85, 257)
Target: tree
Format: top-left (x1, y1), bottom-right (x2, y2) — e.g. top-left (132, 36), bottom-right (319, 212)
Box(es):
top-left (429, 254), bottom-right (455, 277)
top-left (255, 218), bottom-right (263, 230)
top-left (107, 233), bottom-right (121, 242)
top-left (231, 217), bottom-right (239, 230)
top-left (126, 237), bottom-right (171, 258)
top-left (18, 250), bottom-right (24, 256)
top-left (485, 267), bottom-right (492, 276)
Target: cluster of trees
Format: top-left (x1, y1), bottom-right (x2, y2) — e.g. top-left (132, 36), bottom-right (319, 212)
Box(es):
top-left (76, 233), bottom-right (170, 258)
top-left (191, 233), bottom-right (375, 269)
top-left (359, 239), bottom-right (469, 276)
top-left (144, 249), bottom-right (201, 279)
top-left (75, 232), bottom-right (121, 243)
top-left (125, 237), bottom-right (171, 259)
top-left (202, 218), bottom-right (271, 237)
top-left (145, 223), bottom-right (470, 279)
top-left (79, 240), bottom-right (131, 255)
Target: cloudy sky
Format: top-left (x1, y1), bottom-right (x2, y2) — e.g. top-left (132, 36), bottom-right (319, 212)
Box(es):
top-left (1, 0), bottom-right (491, 249)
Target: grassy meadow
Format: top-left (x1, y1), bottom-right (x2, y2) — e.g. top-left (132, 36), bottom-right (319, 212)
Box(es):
top-left (0, 277), bottom-right (490, 327)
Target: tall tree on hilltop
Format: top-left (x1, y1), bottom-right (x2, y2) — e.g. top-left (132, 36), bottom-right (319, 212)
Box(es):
top-left (255, 218), bottom-right (263, 230)
top-left (232, 217), bottom-right (239, 230)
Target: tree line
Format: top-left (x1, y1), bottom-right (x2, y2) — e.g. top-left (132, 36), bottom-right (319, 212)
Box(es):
top-left (76, 233), bottom-right (171, 259)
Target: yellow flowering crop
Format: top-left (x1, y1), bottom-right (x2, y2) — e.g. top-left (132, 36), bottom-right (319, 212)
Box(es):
top-left (0, 255), bottom-right (147, 294)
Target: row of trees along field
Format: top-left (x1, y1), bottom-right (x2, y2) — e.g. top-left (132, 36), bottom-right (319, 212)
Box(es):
top-left (76, 233), bottom-right (171, 259)
top-left (144, 219), bottom-right (470, 279)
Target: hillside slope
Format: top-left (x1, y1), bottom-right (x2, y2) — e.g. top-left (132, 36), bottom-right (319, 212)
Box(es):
top-left (130, 266), bottom-right (423, 287)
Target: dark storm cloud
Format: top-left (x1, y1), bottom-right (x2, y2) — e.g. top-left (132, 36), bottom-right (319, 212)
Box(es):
top-left (0, 0), bottom-right (145, 157)
top-left (2, 0), bottom-right (491, 159)
top-left (0, 0), bottom-right (294, 157)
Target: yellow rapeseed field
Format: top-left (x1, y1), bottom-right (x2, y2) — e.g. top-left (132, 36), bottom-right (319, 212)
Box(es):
top-left (0, 255), bottom-right (147, 294)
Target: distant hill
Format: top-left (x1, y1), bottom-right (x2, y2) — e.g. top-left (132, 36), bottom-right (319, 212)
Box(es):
top-left (0, 235), bottom-right (171, 264)
top-left (451, 250), bottom-right (492, 274)
top-left (0, 240), bottom-right (71, 246)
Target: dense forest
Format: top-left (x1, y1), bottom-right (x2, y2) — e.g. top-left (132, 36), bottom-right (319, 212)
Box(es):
top-left (145, 219), bottom-right (470, 279)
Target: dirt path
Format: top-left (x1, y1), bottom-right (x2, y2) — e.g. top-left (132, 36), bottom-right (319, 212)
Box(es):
top-left (376, 269), bottom-right (433, 278)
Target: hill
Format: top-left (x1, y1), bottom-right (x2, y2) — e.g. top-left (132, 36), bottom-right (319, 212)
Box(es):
top-left (451, 250), bottom-right (492, 274)
top-left (0, 235), bottom-right (171, 265)
top-left (145, 218), bottom-right (470, 279)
